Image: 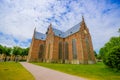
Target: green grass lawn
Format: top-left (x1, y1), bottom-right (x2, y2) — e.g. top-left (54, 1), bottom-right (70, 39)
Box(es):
top-left (32, 62), bottom-right (120, 80)
top-left (0, 62), bottom-right (35, 80)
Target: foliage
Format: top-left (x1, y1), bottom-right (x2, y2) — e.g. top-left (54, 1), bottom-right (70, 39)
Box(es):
top-left (33, 62), bottom-right (120, 80)
top-left (0, 62), bottom-right (35, 80)
top-left (96, 54), bottom-right (102, 60)
top-left (0, 45), bottom-right (12, 56)
top-left (99, 36), bottom-right (120, 70)
top-left (0, 44), bottom-right (3, 54)
top-left (99, 37), bottom-right (120, 58)
top-left (5, 47), bottom-right (12, 56)
top-left (12, 46), bottom-right (22, 56)
top-left (20, 48), bottom-right (29, 56)
top-left (0, 44), bottom-right (29, 56)
top-left (105, 46), bottom-right (120, 70)
top-left (94, 51), bottom-right (97, 58)
top-left (12, 46), bottom-right (29, 56)
top-left (118, 28), bottom-right (120, 34)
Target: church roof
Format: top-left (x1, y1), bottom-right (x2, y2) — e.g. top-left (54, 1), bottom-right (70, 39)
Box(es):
top-left (34, 31), bottom-right (46, 40)
top-left (63, 22), bottom-right (81, 37)
top-left (34, 22), bottom-right (81, 40)
top-left (52, 28), bottom-right (64, 37)
top-left (52, 22), bottom-right (81, 38)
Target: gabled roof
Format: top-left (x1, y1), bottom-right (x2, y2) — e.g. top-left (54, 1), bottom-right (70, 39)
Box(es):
top-left (52, 22), bottom-right (81, 38)
top-left (52, 27), bottom-right (64, 37)
top-left (63, 22), bottom-right (81, 37)
top-left (34, 31), bottom-right (46, 40)
top-left (34, 22), bottom-right (81, 40)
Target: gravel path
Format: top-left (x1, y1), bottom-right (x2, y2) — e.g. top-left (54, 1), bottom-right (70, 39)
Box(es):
top-left (20, 62), bottom-right (87, 80)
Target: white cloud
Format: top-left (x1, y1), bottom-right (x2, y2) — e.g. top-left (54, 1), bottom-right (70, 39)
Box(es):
top-left (0, 0), bottom-right (120, 52)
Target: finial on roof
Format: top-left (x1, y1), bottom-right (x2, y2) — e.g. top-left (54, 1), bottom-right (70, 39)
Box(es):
top-left (82, 15), bottom-right (84, 22)
top-left (34, 27), bottom-right (36, 31)
top-left (50, 23), bottom-right (52, 27)
top-left (49, 23), bottom-right (52, 29)
top-left (33, 27), bottom-right (36, 38)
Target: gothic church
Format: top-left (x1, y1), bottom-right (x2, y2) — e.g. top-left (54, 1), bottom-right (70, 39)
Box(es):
top-left (27, 17), bottom-right (96, 64)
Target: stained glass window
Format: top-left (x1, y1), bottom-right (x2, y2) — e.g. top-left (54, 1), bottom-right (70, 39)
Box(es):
top-left (85, 38), bottom-right (91, 60)
top-left (64, 42), bottom-right (69, 60)
top-left (38, 44), bottom-right (44, 59)
top-left (72, 39), bottom-right (77, 59)
top-left (58, 42), bottom-right (62, 59)
top-left (48, 43), bottom-right (50, 59)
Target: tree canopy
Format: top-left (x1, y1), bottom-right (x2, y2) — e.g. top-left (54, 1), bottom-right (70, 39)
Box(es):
top-left (99, 37), bottom-right (120, 59)
top-left (99, 36), bottom-right (120, 70)
top-left (0, 44), bottom-right (29, 56)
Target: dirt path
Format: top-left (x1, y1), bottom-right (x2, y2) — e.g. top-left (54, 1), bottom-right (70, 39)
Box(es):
top-left (20, 62), bottom-right (87, 80)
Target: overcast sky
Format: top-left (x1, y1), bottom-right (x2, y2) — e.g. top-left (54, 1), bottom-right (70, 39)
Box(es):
top-left (0, 0), bottom-right (120, 53)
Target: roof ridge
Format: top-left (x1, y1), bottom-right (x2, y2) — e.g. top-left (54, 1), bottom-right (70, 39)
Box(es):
top-left (35, 31), bottom-right (46, 35)
top-left (34, 22), bottom-right (81, 40)
top-left (65, 22), bottom-right (81, 32)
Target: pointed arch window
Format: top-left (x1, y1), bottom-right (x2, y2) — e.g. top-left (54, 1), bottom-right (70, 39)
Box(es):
top-left (72, 39), bottom-right (77, 59)
top-left (85, 38), bottom-right (91, 60)
top-left (58, 42), bottom-right (62, 59)
top-left (38, 44), bottom-right (44, 59)
top-left (48, 43), bottom-right (50, 59)
top-left (64, 42), bottom-right (69, 60)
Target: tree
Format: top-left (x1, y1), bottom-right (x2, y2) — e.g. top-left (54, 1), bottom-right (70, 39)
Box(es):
top-left (99, 36), bottom-right (120, 70)
top-left (99, 37), bottom-right (120, 58)
top-left (20, 47), bottom-right (29, 60)
top-left (99, 47), bottom-right (106, 59)
top-left (5, 47), bottom-right (12, 56)
top-left (118, 28), bottom-right (120, 36)
top-left (12, 46), bottom-right (22, 56)
top-left (105, 46), bottom-right (120, 70)
top-left (94, 51), bottom-right (97, 58)
top-left (0, 44), bottom-right (3, 54)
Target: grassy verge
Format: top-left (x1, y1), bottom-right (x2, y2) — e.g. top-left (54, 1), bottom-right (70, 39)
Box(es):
top-left (32, 62), bottom-right (120, 80)
top-left (0, 62), bottom-right (35, 80)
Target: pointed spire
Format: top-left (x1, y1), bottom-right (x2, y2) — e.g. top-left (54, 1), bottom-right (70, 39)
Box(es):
top-left (82, 15), bottom-right (84, 22)
top-left (49, 23), bottom-right (52, 27)
top-left (34, 27), bottom-right (36, 32)
top-left (80, 15), bottom-right (87, 30)
top-left (33, 27), bottom-right (36, 38)
top-left (49, 23), bottom-right (52, 29)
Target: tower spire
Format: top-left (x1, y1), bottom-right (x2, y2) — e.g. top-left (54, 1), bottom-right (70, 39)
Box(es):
top-left (33, 27), bottom-right (36, 38)
top-left (34, 27), bottom-right (36, 32)
top-left (82, 15), bottom-right (84, 22)
top-left (49, 23), bottom-right (52, 29)
top-left (49, 23), bottom-right (52, 27)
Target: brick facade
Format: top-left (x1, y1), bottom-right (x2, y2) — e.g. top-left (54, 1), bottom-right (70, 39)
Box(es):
top-left (27, 17), bottom-right (96, 64)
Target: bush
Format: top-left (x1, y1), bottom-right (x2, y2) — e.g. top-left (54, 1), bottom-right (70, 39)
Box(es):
top-left (104, 46), bottom-right (120, 70)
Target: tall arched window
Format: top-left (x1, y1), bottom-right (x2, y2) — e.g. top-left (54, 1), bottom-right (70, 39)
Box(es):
top-left (38, 44), bottom-right (44, 59)
top-left (48, 43), bottom-right (50, 59)
top-left (58, 42), bottom-right (62, 59)
top-left (72, 39), bottom-right (77, 59)
top-left (85, 38), bottom-right (91, 60)
top-left (64, 42), bottom-right (69, 60)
